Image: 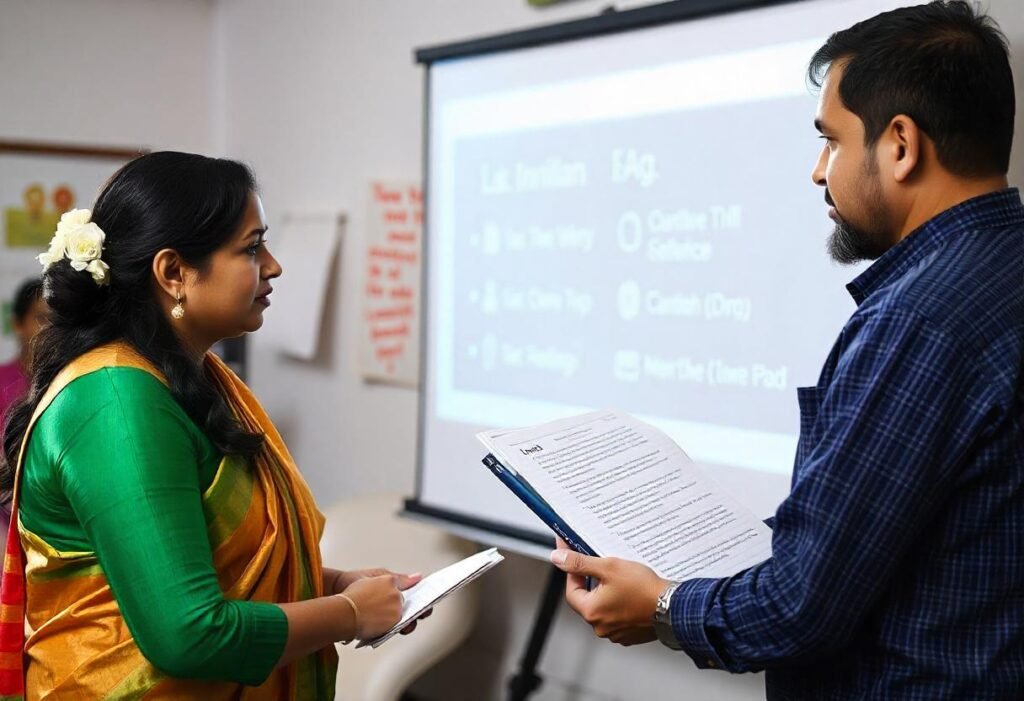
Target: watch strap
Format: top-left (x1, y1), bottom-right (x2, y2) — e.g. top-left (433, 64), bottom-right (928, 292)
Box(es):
top-left (653, 580), bottom-right (683, 650)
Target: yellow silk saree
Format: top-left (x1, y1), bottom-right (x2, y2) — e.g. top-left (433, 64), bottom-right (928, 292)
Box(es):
top-left (0, 343), bottom-right (337, 699)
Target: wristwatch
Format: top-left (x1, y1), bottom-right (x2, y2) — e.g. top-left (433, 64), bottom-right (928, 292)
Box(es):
top-left (652, 580), bottom-right (683, 650)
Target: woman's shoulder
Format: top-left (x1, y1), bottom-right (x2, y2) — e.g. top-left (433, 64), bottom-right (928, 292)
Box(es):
top-left (59, 342), bottom-right (164, 386)
top-left (41, 366), bottom-right (180, 432)
top-left (39, 341), bottom-right (166, 417)
top-left (23, 366), bottom-right (194, 472)
top-left (63, 364), bottom-right (165, 394)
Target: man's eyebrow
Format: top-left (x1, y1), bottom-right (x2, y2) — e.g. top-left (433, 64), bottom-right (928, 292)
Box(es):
top-left (814, 118), bottom-right (831, 134)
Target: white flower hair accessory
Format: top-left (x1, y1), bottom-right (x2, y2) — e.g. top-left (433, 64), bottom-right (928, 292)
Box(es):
top-left (37, 209), bottom-right (111, 286)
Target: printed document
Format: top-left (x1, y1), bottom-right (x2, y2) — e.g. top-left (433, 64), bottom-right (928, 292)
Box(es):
top-left (478, 410), bottom-right (771, 580)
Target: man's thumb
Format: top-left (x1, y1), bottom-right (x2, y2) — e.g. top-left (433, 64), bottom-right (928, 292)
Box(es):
top-left (550, 549), bottom-right (599, 575)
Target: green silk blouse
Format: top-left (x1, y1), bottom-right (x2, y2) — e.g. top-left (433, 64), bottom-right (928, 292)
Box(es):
top-left (19, 367), bottom-right (288, 685)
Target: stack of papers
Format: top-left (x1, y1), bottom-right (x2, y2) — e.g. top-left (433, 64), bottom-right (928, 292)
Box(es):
top-left (357, 547), bottom-right (504, 648)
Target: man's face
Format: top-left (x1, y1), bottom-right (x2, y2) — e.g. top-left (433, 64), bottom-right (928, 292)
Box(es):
top-left (811, 64), bottom-right (895, 264)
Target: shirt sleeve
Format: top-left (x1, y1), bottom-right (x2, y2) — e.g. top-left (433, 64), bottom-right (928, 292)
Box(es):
top-left (54, 368), bottom-right (288, 685)
top-left (669, 306), bottom-right (1000, 671)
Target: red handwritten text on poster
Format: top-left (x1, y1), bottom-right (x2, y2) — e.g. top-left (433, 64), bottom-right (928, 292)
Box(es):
top-left (364, 182), bottom-right (422, 378)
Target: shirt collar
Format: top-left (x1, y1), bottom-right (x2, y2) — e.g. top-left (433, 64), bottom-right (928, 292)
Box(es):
top-left (846, 188), bottom-right (1024, 305)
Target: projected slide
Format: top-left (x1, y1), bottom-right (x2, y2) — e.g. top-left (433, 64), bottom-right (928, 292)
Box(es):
top-left (431, 38), bottom-right (853, 478)
top-left (420, 0), bottom-right (904, 526)
top-left (447, 99), bottom-right (809, 447)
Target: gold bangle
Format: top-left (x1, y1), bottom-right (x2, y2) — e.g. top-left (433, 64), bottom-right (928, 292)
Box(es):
top-left (337, 594), bottom-right (360, 645)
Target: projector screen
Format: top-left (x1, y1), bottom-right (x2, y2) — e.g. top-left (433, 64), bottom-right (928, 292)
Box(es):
top-left (412, 0), bottom-right (906, 547)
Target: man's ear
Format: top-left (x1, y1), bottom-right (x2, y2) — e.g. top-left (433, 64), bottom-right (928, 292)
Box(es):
top-left (887, 114), bottom-right (922, 183)
top-left (152, 248), bottom-right (186, 302)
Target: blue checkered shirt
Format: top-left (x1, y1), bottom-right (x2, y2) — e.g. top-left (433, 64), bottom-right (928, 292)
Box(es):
top-left (670, 189), bottom-right (1024, 700)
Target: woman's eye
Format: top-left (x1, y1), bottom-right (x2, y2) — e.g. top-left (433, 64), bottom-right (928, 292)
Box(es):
top-left (247, 241), bottom-right (265, 256)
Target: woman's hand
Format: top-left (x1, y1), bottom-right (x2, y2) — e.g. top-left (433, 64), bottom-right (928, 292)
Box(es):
top-left (329, 567), bottom-right (432, 636)
top-left (276, 572), bottom-right (420, 667)
top-left (330, 567), bottom-right (420, 594)
top-left (342, 574), bottom-right (408, 640)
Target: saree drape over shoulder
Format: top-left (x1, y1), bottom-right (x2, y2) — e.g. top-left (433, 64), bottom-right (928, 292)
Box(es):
top-left (0, 343), bottom-right (338, 699)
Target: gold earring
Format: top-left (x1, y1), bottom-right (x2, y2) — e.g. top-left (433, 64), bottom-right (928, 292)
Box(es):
top-left (171, 291), bottom-right (185, 320)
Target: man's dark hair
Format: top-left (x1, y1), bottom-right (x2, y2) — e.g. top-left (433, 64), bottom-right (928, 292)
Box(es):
top-left (11, 277), bottom-right (42, 322)
top-left (808, 0), bottom-right (1015, 177)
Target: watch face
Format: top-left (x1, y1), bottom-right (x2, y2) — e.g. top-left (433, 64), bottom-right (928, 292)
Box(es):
top-left (655, 582), bottom-right (679, 620)
top-left (654, 583), bottom-right (683, 649)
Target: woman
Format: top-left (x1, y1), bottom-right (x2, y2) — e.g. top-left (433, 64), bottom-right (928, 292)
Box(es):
top-left (0, 277), bottom-right (46, 429)
top-left (0, 152), bottom-right (418, 699)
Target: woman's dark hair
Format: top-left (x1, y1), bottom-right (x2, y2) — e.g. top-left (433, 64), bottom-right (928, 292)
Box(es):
top-left (12, 277), bottom-right (43, 322)
top-left (808, 0), bottom-right (1014, 178)
top-left (1, 152), bottom-right (264, 493)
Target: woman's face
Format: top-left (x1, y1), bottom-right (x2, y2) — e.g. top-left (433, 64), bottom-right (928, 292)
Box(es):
top-left (181, 192), bottom-right (282, 349)
top-left (14, 296), bottom-right (49, 350)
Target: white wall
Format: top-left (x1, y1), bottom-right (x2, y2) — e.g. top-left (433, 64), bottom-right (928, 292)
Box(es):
top-left (215, 1), bottom-right (1024, 700)
top-left (0, 0), bottom-right (213, 151)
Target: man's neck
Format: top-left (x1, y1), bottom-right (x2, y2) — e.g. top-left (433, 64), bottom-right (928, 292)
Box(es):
top-left (895, 174), bottom-right (1009, 242)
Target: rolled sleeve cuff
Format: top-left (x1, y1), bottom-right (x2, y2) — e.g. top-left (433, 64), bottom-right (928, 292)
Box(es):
top-left (669, 577), bottom-right (728, 671)
top-left (238, 601), bottom-right (289, 686)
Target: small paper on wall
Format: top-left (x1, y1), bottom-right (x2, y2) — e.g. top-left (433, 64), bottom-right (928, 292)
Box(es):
top-left (358, 181), bottom-right (422, 387)
top-left (259, 212), bottom-right (342, 359)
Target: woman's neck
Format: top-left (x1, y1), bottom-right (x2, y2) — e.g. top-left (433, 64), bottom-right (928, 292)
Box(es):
top-left (171, 328), bottom-right (212, 366)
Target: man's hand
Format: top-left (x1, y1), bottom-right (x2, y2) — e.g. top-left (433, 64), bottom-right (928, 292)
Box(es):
top-left (549, 538), bottom-right (668, 646)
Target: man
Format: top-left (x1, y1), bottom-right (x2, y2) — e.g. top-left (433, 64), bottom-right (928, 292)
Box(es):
top-left (550, 2), bottom-right (1023, 699)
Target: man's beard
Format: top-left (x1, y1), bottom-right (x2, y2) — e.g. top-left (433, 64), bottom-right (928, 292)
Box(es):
top-left (826, 165), bottom-right (893, 265)
top-left (827, 213), bottom-right (887, 264)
